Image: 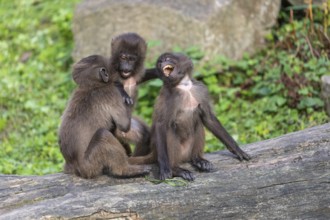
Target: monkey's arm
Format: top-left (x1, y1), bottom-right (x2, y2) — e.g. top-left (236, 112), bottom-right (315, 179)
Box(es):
top-left (115, 81), bottom-right (134, 105)
top-left (199, 104), bottom-right (251, 161)
top-left (155, 122), bottom-right (172, 180)
top-left (111, 103), bottom-right (131, 133)
top-left (138, 68), bottom-right (159, 84)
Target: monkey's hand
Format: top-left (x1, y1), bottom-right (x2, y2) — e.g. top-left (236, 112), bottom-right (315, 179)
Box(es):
top-left (229, 148), bottom-right (251, 161)
top-left (123, 95), bottom-right (134, 106)
top-left (239, 151), bottom-right (251, 161)
top-left (115, 81), bottom-right (134, 106)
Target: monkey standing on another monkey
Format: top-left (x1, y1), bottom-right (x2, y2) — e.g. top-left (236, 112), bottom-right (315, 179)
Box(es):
top-left (109, 32), bottom-right (159, 157)
top-left (129, 53), bottom-right (251, 181)
top-left (58, 55), bottom-right (150, 178)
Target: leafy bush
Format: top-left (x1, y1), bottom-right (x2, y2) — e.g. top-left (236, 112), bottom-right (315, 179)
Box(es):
top-left (0, 0), bottom-right (328, 175)
top-left (0, 0), bottom-right (79, 174)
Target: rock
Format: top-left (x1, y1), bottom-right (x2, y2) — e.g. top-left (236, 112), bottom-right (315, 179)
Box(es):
top-left (72, 0), bottom-right (281, 62)
top-left (288, 0), bottom-right (327, 7)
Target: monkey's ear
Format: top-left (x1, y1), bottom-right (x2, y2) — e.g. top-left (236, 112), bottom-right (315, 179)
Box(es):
top-left (99, 67), bottom-right (109, 83)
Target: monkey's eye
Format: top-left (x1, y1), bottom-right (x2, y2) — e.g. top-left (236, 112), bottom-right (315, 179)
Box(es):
top-left (120, 54), bottom-right (127, 60)
top-left (129, 56), bottom-right (137, 62)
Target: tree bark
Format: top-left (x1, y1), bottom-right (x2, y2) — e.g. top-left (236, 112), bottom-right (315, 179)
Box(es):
top-left (1, 123), bottom-right (330, 220)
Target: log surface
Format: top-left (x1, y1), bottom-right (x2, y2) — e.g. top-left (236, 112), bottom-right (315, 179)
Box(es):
top-left (1, 123), bottom-right (330, 219)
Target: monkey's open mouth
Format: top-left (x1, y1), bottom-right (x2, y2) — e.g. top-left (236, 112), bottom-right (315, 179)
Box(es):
top-left (121, 72), bottom-right (132, 77)
top-left (163, 65), bottom-right (174, 77)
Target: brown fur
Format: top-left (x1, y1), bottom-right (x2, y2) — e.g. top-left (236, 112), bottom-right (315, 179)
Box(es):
top-left (110, 33), bottom-right (156, 156)
top-left (129, 53), bottom-right (250, 181)
top-left (58, 55), bottom-right (150, 178)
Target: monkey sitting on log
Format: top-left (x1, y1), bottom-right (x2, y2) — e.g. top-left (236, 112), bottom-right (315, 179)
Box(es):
top-left (129, 53), bottom-right (250, 181)
top-left (58, 55), bottom-right (150, 179)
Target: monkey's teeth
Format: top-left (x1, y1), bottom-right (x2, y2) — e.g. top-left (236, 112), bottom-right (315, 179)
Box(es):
top-left (122, 72), bottom-right (131, 76)
top-left (163, 65), bottom-right (174, 77)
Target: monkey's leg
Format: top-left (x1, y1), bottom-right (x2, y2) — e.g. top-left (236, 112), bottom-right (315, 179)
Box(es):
top-left (63, 162), bottom-right (75, 174)
top-left (190, 125), bottom-right (214, 172)
top-left (79, 128), bottom-right (151, 178)
top-left (127, 152), bottom-right (155, 165)
top-left (172, 167), bottom-right (195, 181)
top-left (150, 122), bottom-right (173, 180)
top-left (115, 117), bottom-right (151, 156)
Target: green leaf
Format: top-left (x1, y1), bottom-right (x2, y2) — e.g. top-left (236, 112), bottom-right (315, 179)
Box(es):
top-left (145, 176), bottom-right (189, 187)
top-left (147, 79), bottom-right (163, 87)
top-left (252, 86), bottom-right (272, 96)
top-left (298, 97), bottom-right (324, 109)
top-left (273, 96), bottom-right (287, 107)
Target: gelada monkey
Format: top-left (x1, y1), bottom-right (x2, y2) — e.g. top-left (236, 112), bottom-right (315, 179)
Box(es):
top-left (58, 55), bottom-right (150, 178)
top-left (129, 53), bottom-right (250, 181)
top-left (110, 32), bottom-right (158, 156)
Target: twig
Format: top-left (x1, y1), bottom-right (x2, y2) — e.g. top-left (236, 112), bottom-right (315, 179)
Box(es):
top-left (305, 35), bottom-right (315, 58)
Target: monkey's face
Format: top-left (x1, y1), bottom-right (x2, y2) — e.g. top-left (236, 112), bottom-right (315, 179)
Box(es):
top-left (157, 53), bottom-right (193, 86)
top-left (111, 33), bottom-right (147, 80)
top-left (118, 53), bottom-right (138, 79)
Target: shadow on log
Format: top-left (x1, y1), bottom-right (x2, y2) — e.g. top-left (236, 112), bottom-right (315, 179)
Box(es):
top-left (1, 123), bottom-right (330, 219)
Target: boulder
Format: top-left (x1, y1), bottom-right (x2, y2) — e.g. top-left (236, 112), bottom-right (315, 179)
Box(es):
top-left (72, 0), bottom-right (281, 62)
top-left (288, 0), bottom-right (327, 7)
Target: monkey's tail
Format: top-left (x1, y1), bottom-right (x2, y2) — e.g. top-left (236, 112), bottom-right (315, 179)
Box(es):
top-left (128, 152), bottom-right (155, 165)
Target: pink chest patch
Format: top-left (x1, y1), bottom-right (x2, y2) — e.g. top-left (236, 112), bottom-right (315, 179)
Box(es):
top-left (177, 77), bottom-right (199, 109)
top-left (124, 78), bottom-right (137, 97)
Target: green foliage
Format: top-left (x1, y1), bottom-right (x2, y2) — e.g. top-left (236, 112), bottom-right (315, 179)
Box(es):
top-left (0, 1), bottom-right (328, 175)
top-left (145, 176), bottom-right (189, 187)
top-left (197, 3), bottom-right (330, 150)
top-left (0, 0), bottom-right (79, 175)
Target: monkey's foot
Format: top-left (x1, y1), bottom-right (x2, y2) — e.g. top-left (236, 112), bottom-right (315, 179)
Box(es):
top-left (191, 158), bottom-right (214, 172)
top-left (119, 164), bottom-right (151, 177)
top-left (159, 167), bottom-right (172, 180)
top-left (173, 167), bottom-right (195, 181)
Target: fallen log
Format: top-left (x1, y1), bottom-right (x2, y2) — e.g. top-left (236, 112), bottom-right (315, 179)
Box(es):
top-left (1, 123), bottom-right (330, 219)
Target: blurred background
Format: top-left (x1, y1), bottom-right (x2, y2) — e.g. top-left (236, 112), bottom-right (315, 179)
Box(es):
top-left (0, 0), bottom-right (329, 175)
